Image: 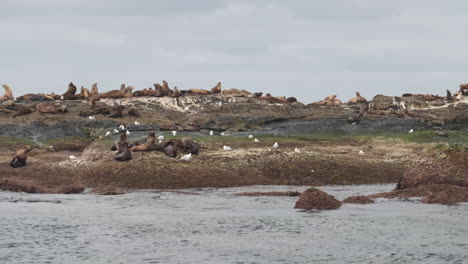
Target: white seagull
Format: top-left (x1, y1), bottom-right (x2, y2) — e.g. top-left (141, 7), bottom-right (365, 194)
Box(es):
top-left (88, 116), bottom-right (95, 120)
top-left (105, 131), bottom-right (111, 137)
top-left (408, 129), bottom-right (414, 133)
top-left (119, 124), bottom-right (125, 130)
top-left (359, 150), bottom-right (365, 155)
top-left (248, 135), bottom-right (253, 139)
top-left (209, 130), bottom-right (214, 136)
top-left (126, 130), bottom-right (130, 135)
top-left (294, 148), bottom-right (300, 153)
top-left (60, 95), bottom-right (64, 100)
top-left (223, 146), bottom-right (232, 151)
top-left (158, 135), bottom-right (164, 141)
top-left (180, 153), bottom-right (192, 160)
top-left (221, 132), bottom-right (225, 136)
top-left (218, 102), bottom-right (222, 106)
top-left (113, 129), bottom-right (119, 134)
top-left (172, 131), bottom-right (177, 136)
top-left (134, 121), bottom-right (140, 126)
top-left (69, 155), bottom-right (77, 160)
top-left (254, 138), bottom-right (259, 143)
top-left (272, 142), bottom-right (279, 149)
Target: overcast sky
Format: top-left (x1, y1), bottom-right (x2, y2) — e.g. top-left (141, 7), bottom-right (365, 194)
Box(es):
top-left (1, 0), bottom-right (468, 103)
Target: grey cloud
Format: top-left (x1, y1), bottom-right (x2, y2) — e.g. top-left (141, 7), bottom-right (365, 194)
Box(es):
top-left (1, 0), bottom-right (468, 103)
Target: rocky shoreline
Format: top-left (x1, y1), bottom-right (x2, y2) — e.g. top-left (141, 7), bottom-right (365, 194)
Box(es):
top-left (0, 83), bottom-right (467, 206)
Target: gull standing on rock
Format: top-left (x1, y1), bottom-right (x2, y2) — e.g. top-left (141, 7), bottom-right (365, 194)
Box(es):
top-left (88, 116), bottom-right (95, 120)
top-left (294, 148), bottom-right (301, 153)
top-left (254, 138), bottom-right (259, 143)
top-left (210, 130), bottom-right (214, 136)
top-left (113, 129), bottom-right (119, 134)
top-left (221, 132), bottom-right (225, 136)
top-left (158, 135), bottom-right (164, 141)
top-left (105, 131), bottom-right (111, 137)
top-left (172, 131), bottom-right (177, 137)
top-left (359, 150), bottom-right (365, 155)
top-left (134, 121), bottom-right (140, 126)
top-left (248, 135), bottom-right (253, 139)
top-left (126, 130), bottom-right (130, 135)
top-left (119, 125), bottom-right (125, 130)
top-left (408, 129), bottom-right (414, 133)
top-left (272, 142), bottom-right (279, 149)
top-left (180, 153), bottom-right (191, 161)
top-left (223, 146), bottom-right (232, 151)
top-left (69, 155), bottom-right (77, 160)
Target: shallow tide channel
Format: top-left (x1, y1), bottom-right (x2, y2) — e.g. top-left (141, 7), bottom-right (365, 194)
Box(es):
top-left (1, 184), bottom-right (467, 264)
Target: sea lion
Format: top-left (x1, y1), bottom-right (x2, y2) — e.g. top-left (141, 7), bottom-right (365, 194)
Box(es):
top-left (10, 145), bottom-right (33, 168)
top-left (259, 95), bottom-right (286, 104)
top-left (163, 143), bottom-right (178, 157)
top-left (131, 132), bottom-right (166, 151)
top-left (211, 82), bottom-right (222, 94)
top-left (221, 88), bottom-right (242, 96)
top-left (447, 90), bottom-right (453, 102)
top-left (314, 95), bottom-right (342, 105)
top-left (91, 83), bottom-right (99, 95)
top-left (168, 138), bottom-right (200, 154)
top-left (114, 141), bottom-right (132, 162)
top-left (188, 88), bottom-right (211, 95)
top-left (253, 92), bottom-right (263, 98)
top-left (120, 84), bottom-right (126, 93)
top-left (348, 92), bottom-right (367, 104)
top-left (62, 82), bottom-right (78, 100)
top-left (286, 97), bottom-right (298, 103)
top-left (110, 132), bottom-right (129, 151)
top-left (127, 107), bottom-right (140, 117)
top-left (12, 107), bottom-right (34, 117)
top-left (36, 102), bottom-right (67, 114)
top-left (80, 86), bottom-right (90, 99)
top-left (107, 105), bottom-right (125, 118)
top-left (0, 84), bottom-right (14, 101)
top-left (172, 87), bottom-right (182, 97)
top-left (99, 90), bottom-right (130, 99)
top-left (161, 80), bottom-right (173, 96)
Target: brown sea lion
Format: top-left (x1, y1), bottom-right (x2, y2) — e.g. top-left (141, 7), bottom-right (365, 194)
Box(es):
top-left (107, 105), bottom-right (125, 118)
top-left (314, 95), bottom-right (342, 105)
top-left (211, 82), bottom-right (222, 94)
top-left (99, 90), bottom-right (130, 99)
top-left (259, 95), bottom-right (286, 104)
top-left (163, 143), bottom-right (178, 157)
top-left (62, 82), bottom-right (78, 100)
top-left (188, 88), bottom-right (211, 95)
top-left (80, 86), bottom-right (90, 99)
top-left (172, 87), bottom-right (182, 97)
top-left (16, 93), bottom-right (54, 101)
top-left (127, 108), bottom-right (140, 117)
top-left (286, 97), bottom-right (298, 103)
top-left (348, 92), bottom-right (367, 103)
top-left (91, 83), bottom-right (99, 95)
top-left (10, 145), bottom-right (33, 168)
top-left (12, 107), bottom-right (34, 117)
top-left (36, 102), bottom-right (67, 114)
top-left (0, 85), bottom-right (14, 101)
top-left (114, 141), bottom-right (132, 162)
top-left (162, 80), bottom-right (173, 96)
top-left (221, 88), bottom-right (242, 96)
top-left (168, 138), bottom-right (200, 154)
top-left (131, 132), bottom-right (167, 151)
top-left (110, 132), bottom-right (129, 151)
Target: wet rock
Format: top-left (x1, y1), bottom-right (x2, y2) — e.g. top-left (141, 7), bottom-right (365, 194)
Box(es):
top-left (343, 195), bottom-right (374, 204)
top-left (369, 184), bottom-right (468, 205)
top-left (397, 151), bottom-right (468, 189)
top-left (235, 191), bottom-right (300, 197)
top-left (294, 187), bottom-right (341, 210)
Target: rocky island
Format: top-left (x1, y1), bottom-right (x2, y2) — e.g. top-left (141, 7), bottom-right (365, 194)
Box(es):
top-left (0, 81), bottom-right (467, 205)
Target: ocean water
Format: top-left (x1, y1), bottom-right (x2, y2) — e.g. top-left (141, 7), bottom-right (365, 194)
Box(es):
top-left (0, 184), bottom-right (467, 264)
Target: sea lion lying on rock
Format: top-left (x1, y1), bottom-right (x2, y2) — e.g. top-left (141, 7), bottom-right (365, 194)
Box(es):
top-left (16, 93), bottom-right (55, 101)
top-left (36, 102), bottom-right (67, 114)
top-left (314, 95), bottom-right (342, 106)
top-left (12, 107), bottom-right (34, 117)
top-left (114, 141), bottom-right (132, 161)
top-left (131, 132), bottom-right (166, 151)
top-left (0, 84), bottom-right (14, 101)
top-left (168, 138), bottom-right (200, 154)
top-left (163, 143), bottom-right (178, 157)
top-left (107, 105), bottom-right (125, 118)
top-left (10, 145), bottom-right (33, 168)
top-left (127, 108), bottom-right (140, 117)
